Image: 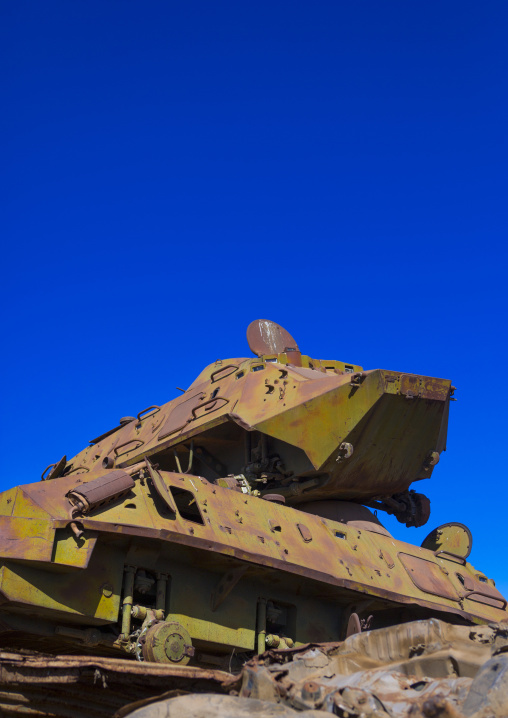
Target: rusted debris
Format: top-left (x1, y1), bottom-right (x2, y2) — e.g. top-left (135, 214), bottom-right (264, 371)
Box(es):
top-left (0, 651), bottom-right (230, 718)
top-left (91, 618), bottom-right (508, 717)
top-left (227, 619), bottom-right (508, 717)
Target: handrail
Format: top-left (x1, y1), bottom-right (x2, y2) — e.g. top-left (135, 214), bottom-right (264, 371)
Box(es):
top-left (41, 463), bottom-right (56, 481)
top-left (434, 549), bottom-right (467, 565)
top-left (136, 406), bottom-right (160, 422)
top-left (191, 397), bottom-right (229, 419)
top-left (113, 439), bottom-right (144, 457)
top-left (210, 365), bottom-right (238, 382)
top-left (461, 589), bottom-right (507, 609)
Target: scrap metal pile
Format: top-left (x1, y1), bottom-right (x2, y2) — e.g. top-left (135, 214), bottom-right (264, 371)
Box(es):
top-left (124, 618), bottom-right (508, 718)
top-left (0, 320), bottom-right (505, 716)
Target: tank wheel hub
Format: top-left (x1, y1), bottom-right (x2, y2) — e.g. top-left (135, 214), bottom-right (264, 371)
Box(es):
top-left (142, 621), bottom-right (194, 664)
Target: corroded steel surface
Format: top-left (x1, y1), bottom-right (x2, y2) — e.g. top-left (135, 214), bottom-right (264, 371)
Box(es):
top-left (60, 321), bottom-right (451, 513)
top-left (0, 651), bottom-right (230, 717)
top-left (0, 319), bottom-right (504, 700)
top-left (226, 619), bottom-right (508, 718)
top-left (0, 466), bottom-right (504, 632)
top-left (247, 319), bottom-right (300, 356)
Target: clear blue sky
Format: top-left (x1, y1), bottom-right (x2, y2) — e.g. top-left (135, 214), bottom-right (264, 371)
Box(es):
top-left (2, 3), bottom-right (507, 593)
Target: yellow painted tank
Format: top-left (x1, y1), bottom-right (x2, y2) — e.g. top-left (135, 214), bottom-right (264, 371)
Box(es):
top-left (0, 320), bottom-right (503, 671)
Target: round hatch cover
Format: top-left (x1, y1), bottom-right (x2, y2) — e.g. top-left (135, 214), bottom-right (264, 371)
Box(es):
top-left (247, 319), bottom-right (300, 357)
top-left (421, 522), bottom-right (473, 559)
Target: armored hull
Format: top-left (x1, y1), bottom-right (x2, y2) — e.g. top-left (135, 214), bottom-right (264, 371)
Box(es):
top-left (0, 320), bottom-right (503, 674)
top-left (0, 464), bottom-right (505, 666)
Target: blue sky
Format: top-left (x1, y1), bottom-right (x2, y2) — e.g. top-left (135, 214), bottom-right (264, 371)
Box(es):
top-left (2, 2), bottom-right (507, 593)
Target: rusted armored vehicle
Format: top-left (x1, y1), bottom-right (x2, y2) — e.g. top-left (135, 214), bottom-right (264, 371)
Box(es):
top-left (0, 320), bottom-right (505, 670)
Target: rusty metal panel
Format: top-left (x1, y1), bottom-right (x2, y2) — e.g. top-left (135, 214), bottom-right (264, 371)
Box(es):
top-left (51, 527), bottom-right (98, 569)
top-left (399, 553), bottom-right (460, 601)
top-left (400, 374), bottom-right (421, 398)
top-left (0, 517), bottom-right (53, 563)
top-left (460, 574), bottom-right (507, 609)
top-left (158, 392), bottom-right (206, 439)
top-left (419, 376), bottom-right (452, 401)
top-left (247, 319), bottom-right (299, 356)
top-left (400, 374), bottom-right (450, 401)
top-left (0, 651), bottom-right (230, 718)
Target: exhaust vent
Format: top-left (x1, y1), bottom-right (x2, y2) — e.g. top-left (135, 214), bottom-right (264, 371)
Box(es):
top-left (67, 470), bottom-right (135, 514)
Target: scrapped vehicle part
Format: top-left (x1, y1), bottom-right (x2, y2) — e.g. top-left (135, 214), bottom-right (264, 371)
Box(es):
top-left (0, 320), bottom-right (504, 685)
top-left (0, 651), bottom-right (230, 718)
top-left (228, 618), bottom-right (508, 718)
